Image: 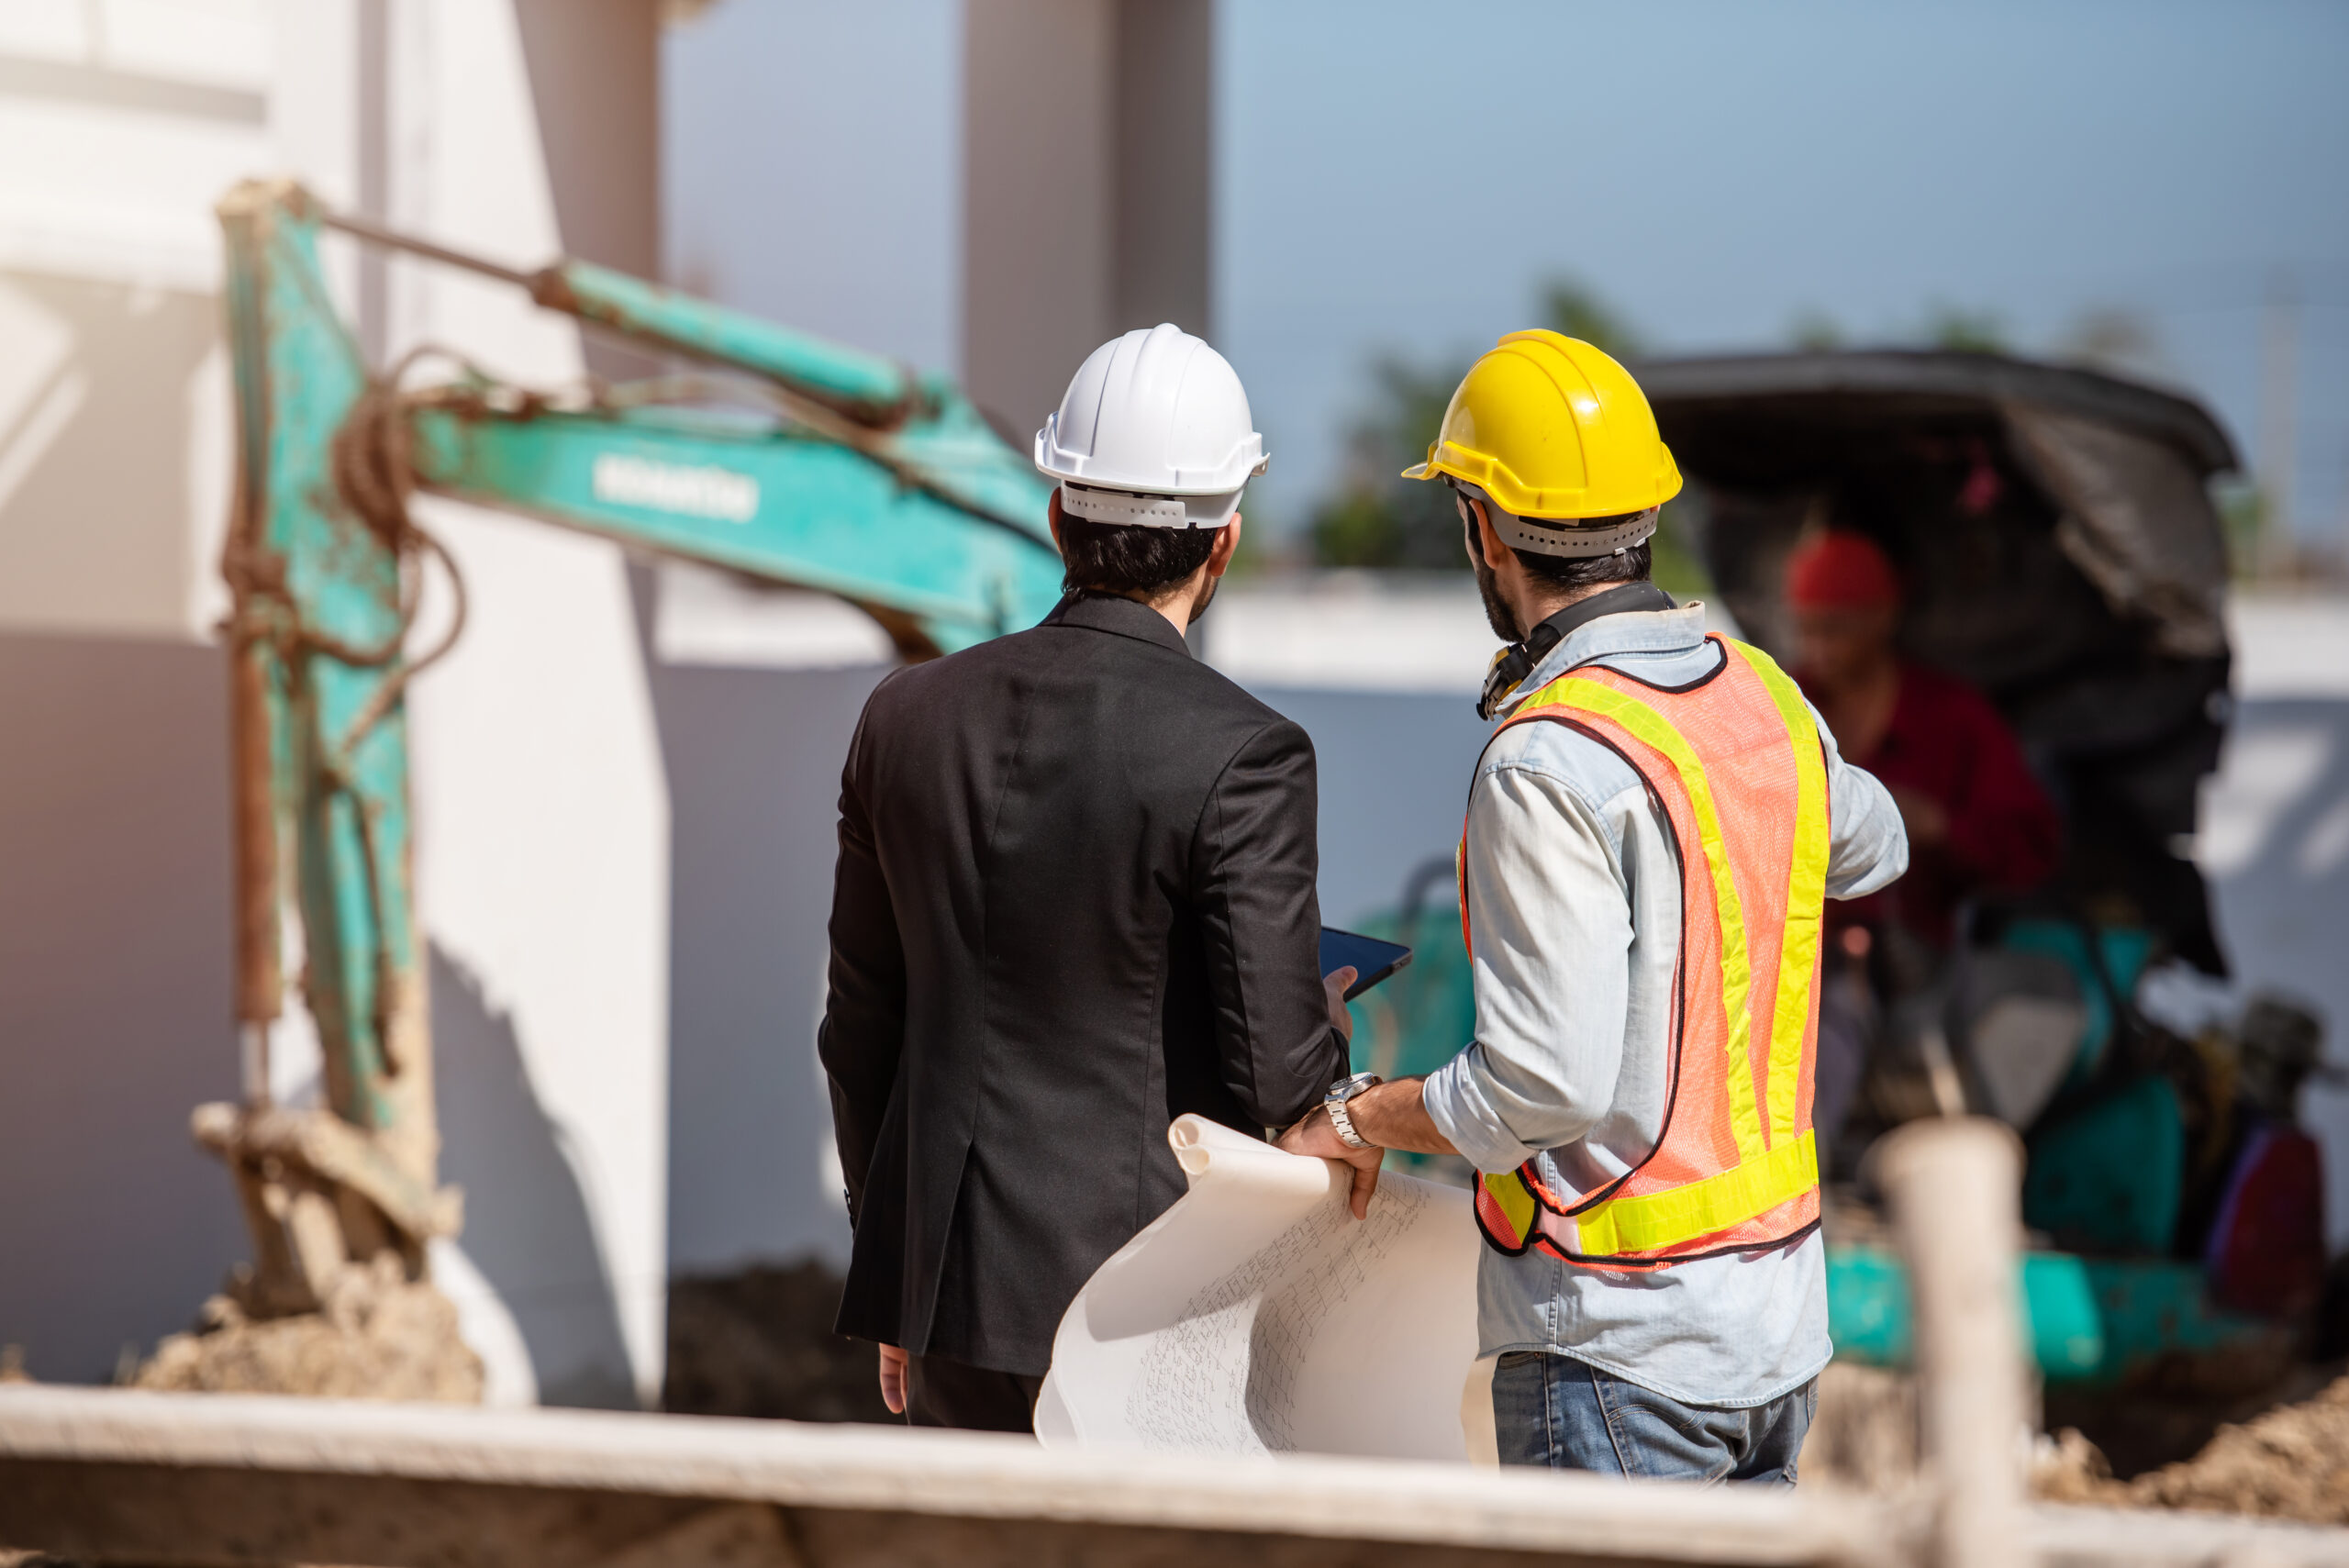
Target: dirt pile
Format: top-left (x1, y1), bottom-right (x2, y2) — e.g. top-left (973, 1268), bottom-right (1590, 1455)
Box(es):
top-left (1810, 1357), bottom-right (2349, 1525)
top-left (133, 1256), bottom-right (480, 1402)
top-left (664, 1261), bottom-right (894, 1424)
top-left (2037, 1373), bottom-right (2349, 1524)
top-left (1803, 1362), bottom-right (1920, 1492)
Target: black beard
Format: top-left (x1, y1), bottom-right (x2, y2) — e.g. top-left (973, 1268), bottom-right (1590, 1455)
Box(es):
top-left (1470, 548), bottom-right (1520, 642)
top-left (1186, 573), bottom-right (1219, 625)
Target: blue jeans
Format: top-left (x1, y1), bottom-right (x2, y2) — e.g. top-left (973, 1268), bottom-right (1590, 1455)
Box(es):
top-left (1491, 1351), bottom-right (1815, 1484)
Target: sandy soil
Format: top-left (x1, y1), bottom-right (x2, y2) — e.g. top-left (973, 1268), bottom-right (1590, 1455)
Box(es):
top-left (1814, 1357), bottom-right (2349, 1527)
top-left (2038, 1373), bottom-right (2349, 1525)
top-left (1803, 1362), bottom-right (1920, 1493)
top-left (132, 1260), bottom-right (480, 1403)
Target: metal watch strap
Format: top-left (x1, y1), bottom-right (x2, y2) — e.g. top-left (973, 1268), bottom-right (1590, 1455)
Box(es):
top-left (1324, 1072), bottom-right (1381, 1151)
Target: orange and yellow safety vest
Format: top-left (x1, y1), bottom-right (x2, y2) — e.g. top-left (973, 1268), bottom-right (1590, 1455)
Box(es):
top-left (1466, 636), bottom-right (1831, 1269)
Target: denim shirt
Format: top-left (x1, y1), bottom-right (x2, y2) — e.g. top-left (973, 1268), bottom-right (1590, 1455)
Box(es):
top-left (1422, 603), bottom-right (1909, 1407)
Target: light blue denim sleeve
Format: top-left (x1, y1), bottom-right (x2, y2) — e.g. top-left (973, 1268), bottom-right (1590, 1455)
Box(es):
top-left (1808, 696), bottom-right (1909, 898)
top-left (1422, 760), bottom-right (1634, 1173)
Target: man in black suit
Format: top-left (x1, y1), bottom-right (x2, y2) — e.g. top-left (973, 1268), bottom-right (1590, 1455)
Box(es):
top-left (819, 326), bottom-right (1368, 1431)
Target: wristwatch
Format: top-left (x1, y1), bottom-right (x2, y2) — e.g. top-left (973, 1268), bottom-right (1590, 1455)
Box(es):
top-left (1323, 1072), bottom-right (1383, 1151)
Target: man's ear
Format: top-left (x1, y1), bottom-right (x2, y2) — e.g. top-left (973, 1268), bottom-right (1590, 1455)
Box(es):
top-left (1474, 500), bottom-right (1512, 570)
top-left (1460, 495), bottom-right (1489, 568)
top-left (1206, 513), bottom-right (1243, 579)
top-left (1048, 487), bottom-right (1064, 553)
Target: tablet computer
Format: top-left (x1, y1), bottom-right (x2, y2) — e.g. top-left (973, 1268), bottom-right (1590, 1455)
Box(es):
top-left (1319, 927), bottom-right (1413, 1001)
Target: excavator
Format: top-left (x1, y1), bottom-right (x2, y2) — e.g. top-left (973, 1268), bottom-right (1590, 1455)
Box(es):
top-left (195, 179), bottom-right (1063, 1338)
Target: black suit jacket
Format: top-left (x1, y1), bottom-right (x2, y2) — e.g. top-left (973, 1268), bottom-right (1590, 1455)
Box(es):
top-left (819, 592), bottom-right (1346, 1375)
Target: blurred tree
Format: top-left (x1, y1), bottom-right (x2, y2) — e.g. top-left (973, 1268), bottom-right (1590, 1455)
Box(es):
top-left (2059, 306), bottom-right (2164, 378)
top-left (1537, 280), bottom-right (1644, 360)
top-left (2219, 481), bottom-right (2273, 581)
top-left (1308, 356), bottom-right (1464, 568)
top-left (1922, 303), bottom-right (2009, 353)
top-left (1787, 309), bottom-right (1846, 350)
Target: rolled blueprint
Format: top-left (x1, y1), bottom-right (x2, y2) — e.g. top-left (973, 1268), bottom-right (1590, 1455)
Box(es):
top-left (1034, 1114), bottom-right (1486, 1462)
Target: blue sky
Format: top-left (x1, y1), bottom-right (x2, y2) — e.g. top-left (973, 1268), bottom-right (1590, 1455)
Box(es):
top-left (670, 0), bottom-right (2349, 549)
top-left (1219, 0), bottom-right (2349, 539)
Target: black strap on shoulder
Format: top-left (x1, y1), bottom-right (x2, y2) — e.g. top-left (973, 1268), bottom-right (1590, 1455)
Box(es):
top-left (1477, 582), bottom-right (1677, 719)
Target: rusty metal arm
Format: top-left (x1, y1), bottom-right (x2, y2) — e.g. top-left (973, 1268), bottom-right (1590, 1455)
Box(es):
top-left (315, 202), bottom-right (922, 427)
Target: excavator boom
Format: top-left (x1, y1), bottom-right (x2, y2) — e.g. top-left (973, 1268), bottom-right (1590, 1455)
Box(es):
top-left (208, 178), bottom-right (1061, 1318)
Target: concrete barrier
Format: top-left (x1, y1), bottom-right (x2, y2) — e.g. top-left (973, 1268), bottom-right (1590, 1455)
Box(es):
top-left (0, 1385), bottom-right (2343, 1567)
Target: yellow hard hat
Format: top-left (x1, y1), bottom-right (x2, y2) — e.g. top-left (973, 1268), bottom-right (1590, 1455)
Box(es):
top-left (1402, 329), bottom-right (1682, 519)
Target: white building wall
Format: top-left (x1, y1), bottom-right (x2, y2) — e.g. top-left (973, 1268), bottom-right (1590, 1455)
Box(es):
top-left (0, 0), bottom-right (667, 1407)
top-left (0, 0), bottom-right (296, 1388)
top-left (382, 0), bottom-right (670, 1413)
top-left (2199, 594), bottom-right (2349, 1248)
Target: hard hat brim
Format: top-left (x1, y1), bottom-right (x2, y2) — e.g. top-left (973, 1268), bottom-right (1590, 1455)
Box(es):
top-left (1401, 442), bottom-right (1683, 520)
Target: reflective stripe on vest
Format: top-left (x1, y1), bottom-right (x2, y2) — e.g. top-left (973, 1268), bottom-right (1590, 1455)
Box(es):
top-left (1464, 637), bottom-right (1831, 1267)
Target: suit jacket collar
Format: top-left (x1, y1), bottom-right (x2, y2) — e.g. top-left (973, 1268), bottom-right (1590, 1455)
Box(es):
top-left (1044, 590), bottom-right (1196, 659)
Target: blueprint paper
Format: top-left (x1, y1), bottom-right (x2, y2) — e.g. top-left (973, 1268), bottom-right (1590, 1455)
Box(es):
top-left (1033, 1114), bottom-right (1486, 1462)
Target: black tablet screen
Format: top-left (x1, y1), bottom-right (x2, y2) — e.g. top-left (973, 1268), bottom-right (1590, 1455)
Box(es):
top-left (1319, 927), bottom-right (1413, 1001)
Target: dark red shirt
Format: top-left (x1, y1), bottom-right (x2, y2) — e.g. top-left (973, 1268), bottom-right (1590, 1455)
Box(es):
top-left (1807, 663), bottom-right (2062, 945)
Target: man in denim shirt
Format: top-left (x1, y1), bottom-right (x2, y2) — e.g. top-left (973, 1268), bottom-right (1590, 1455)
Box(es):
top-left (1284, 334), bottom-right (1907, 1482)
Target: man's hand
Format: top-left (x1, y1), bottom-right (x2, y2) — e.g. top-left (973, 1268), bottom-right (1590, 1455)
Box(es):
top-left (1278, 1100), bottom-right (1383, 1220)
top-left (876, 1343), bottom-right (907, 1415)
top-left (1889, 784), bottom-right (1949, 849)
top-left (1323, 965), bottom-right (1357, 1043)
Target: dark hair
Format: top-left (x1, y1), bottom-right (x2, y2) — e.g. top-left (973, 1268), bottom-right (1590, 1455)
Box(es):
top-left (1464, 501), bottom-right (1653, 590)
top-left (1059, 517), bottom-right (1222, 596)
top-left (1516, 536), bottom-right (1652, 590)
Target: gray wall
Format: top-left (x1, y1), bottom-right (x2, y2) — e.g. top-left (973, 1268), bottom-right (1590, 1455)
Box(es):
top-left (0, 633), bottom-right (243, 1382)
top-left (651, 661), bottom-right (889, 1276)
top-left (1247, 685), bottom-right (1491, 929)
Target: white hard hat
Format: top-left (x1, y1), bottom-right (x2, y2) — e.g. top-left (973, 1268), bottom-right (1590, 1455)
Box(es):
top-left (1034, 324), bottom-right (1268, 529)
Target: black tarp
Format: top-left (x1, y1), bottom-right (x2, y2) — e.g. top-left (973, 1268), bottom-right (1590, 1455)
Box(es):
top-left (1640, 350), bottom-right (2237, 973)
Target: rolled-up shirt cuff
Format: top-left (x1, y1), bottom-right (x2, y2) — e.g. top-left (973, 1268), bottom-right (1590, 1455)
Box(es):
top-left (1423, 1045), bottom-right (1545, 1174)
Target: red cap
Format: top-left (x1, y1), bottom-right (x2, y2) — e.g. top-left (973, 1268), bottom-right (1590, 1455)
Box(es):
top-left (1786, 531), bottom-right (1899, 610)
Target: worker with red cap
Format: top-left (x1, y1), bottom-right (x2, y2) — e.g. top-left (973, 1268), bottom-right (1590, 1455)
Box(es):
top-left (1786, 530), bottom-right (2062, 1146)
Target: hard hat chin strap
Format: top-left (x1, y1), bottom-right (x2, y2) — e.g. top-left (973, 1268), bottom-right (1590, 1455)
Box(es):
top-left (1454, 481), bottom-right (1660, 559)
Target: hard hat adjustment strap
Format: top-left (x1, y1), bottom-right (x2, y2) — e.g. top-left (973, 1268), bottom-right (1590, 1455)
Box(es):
top-left (1058, 483), bottom-right (1196, 528)
top-left (1455, 480), bottom-right (1660, 559)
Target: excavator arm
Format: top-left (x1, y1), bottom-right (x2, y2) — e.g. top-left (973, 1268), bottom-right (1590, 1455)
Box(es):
top-left (207, 179), bottom-right (1061, 1316)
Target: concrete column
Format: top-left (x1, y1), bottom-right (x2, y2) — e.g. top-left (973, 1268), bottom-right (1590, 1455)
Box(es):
top-left (514, 0), bottom-right (663, 382)
top-left (1880, 1118), bottom-right (2028, 1568)
top-left (1112, 0), bottom-right (1212, 339)
top-left (962, 0), bottom-right (1213, 435)
top-left (385, 0), bottom-right (672, 1410)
